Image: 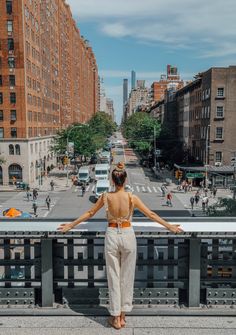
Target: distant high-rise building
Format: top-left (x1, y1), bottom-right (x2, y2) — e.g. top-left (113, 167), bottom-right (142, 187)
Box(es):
top-left (123, 79), bottom-right (128, 105)
top-left (137, 80), bottom-right (145, 89)
top-left (131, 70), bottom-right (136, 90)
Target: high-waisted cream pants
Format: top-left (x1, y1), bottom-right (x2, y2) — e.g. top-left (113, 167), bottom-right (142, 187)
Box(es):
top-left (105, 227), bottom-right (137, 316)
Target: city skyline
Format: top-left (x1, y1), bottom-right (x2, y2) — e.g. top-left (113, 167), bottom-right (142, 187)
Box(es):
top-left (67, 0), bottom-right (236, 123)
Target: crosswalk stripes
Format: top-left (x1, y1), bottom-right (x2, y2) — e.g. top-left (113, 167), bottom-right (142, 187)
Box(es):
top-left (73, 184), bottom-right (162, 194)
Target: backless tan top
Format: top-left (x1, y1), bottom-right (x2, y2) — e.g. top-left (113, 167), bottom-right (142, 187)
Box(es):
top-left (103, 192), bottom-right (134, 224)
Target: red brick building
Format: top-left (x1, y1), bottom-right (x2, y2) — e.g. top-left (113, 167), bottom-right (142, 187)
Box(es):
top-left (0, 0), bottom-right (99, 185)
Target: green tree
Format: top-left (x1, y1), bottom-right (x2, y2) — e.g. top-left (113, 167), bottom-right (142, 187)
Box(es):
top-left (207, 198), bottom-right (236, 216)
top-left (52, 124), bottom-right (97, 159)
top-left (122, 113), bottom-right (161, 156)
top-left (89, 112), bottom-right (117, 137)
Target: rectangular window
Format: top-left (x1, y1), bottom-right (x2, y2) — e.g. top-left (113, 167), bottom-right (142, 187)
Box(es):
top-left (8, 57), bottom-right (15, 68)
top-left (9, 75), bottom-right (15, 86)
top-left (11, 127), bottom-right (17, 138)
top-left (0, 75), bottom-right (2, 86)
top-left (10, 92), bottom-right (16, 103)
top-left (217, 87), bottom-right (224, 97)
top-left (0, 110), bottom-right (3, 121)
top-left (6, 1), bottom-right (13, 15)
top-left (216, 127), bottom-right (223, 139)
top-left (8, 38), bottom-right (14, 51)
top-left (0, 128), bottom-right (4, 138)
top-left (10, 110), bottom-right (16, 121)
top-left (216, 106), bottom-right (224, 118)
top-left (215, 151), bottom-right (222, 162)
top-left (7, 20), bottom-right (13, 32)
top-left (0, 93), bottom-right (3, 104)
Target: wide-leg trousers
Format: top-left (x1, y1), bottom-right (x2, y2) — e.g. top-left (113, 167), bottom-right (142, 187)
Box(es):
top-left (104, 227), bottom-right (137, 316)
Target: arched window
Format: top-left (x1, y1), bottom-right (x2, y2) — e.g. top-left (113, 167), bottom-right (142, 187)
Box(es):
top-left (9, 144), bottom-right (14, 155)
top-left (15, 144), bottom-right (21, 155)
top-left (8, 164), bottom-right (22, 184)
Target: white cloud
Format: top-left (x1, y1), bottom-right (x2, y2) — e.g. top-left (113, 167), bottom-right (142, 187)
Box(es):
top-left (67, 0), bottom-right (236, 57)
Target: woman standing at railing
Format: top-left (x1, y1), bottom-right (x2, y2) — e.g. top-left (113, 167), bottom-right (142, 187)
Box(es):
top-left (58, 162), bottom-right (183, 330)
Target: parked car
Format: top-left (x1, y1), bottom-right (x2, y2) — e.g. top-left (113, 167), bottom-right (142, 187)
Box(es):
top-left (16, 182), bottom-right (29, 190)
top-left (125, 184), bottom-right (134, 193)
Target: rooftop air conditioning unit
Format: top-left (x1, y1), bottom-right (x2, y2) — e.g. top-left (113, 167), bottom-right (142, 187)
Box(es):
top-left (215, 162), bottom-right (222, 167)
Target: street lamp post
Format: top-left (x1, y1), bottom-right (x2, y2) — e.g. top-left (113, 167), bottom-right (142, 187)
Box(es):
top-left (154, 125), bottom-right (157, 171)
top-left (66, 124), bottom-right (87, 186)
top-left (205, 125), bottom-right (210, 188)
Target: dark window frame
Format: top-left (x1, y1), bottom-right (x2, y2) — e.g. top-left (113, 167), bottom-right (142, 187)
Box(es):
top-left (10, 92), bottom-right (16, 104)
top-left (6, 1), bottom-right (13, 15)
top-left (9, 75), bottom-right (15, 86)
top-left (0, 127), bottom-right (4, 138)
top-left (8, 57), bottom-right (15, 68)
top-left (10, 127), bottom-right (17, 138)
top-left (10, 109), bottom-right (16, 121)
top-left (7, 38), bottom-right (14, 51)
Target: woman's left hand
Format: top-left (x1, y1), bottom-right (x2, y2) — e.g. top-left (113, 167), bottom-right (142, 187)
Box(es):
top-left (57, 223), bottom-right (74, 233)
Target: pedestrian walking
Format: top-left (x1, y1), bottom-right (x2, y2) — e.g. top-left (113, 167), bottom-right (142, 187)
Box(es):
top-left (202, 196), bottom-right (208, 212)
top-left (212, 187), bottom-right (217, 198)
top-left (58, 162), bottom-right (183, 330)
top-left (50, 180), bottom-right (55, 191)
top-left (26, 190), bottom-right (31, 201)
top-left (32, 188), bottom-right (38, 200)
top-left (166, 192), bottom-right (173, 207)
top-left (46, 195), bottom-right (51, 210)
top-left (194, 191), bottom-right (200, 206)
top-left (190, 196), bottom-right (195, 210)
top-left (32, 201), bottom-right (38, 216)
top-left (161, 184), bottom-right (166, 197)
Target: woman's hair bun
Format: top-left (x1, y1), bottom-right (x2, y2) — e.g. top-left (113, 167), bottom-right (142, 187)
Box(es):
top-left (116, 162), bottom-right (125, 171)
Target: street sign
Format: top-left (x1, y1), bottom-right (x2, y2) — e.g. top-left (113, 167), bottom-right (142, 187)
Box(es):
top-left (186, 173), bottom-right (205, 179)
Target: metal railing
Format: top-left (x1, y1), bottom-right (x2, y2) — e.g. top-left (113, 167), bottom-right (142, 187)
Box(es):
top-left (0, 217), bottom-right (236, 308)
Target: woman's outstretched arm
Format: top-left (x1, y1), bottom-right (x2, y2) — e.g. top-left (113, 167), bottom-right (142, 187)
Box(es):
top-left (133, 195), bottom-right (183, 233)
top-left (58, 194), bottom-right (105, 233)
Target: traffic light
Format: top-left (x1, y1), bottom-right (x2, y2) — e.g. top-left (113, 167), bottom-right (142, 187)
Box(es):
top-left (175, 170), bottom-right (183, 179)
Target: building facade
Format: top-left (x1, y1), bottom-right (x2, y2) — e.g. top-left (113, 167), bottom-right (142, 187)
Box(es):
top-left (150, 65), bottom-right (184, 103)
top-left (173, 66), bottom-right (236, 166)
top-left (0, 0), bottom-right (99, 185)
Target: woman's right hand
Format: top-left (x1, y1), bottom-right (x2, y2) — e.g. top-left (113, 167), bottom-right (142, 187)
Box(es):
top-left (57, 223), bottom-right (74, 233)
top-left (168, 224), bottom-right (184, 234)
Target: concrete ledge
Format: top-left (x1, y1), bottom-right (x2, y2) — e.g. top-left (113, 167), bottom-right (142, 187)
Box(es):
top-left (0, 305), bottom-right (236, 316)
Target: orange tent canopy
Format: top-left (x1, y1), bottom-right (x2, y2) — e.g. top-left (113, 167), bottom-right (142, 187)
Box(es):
top-left (3, 208), bottom-right (22, 218)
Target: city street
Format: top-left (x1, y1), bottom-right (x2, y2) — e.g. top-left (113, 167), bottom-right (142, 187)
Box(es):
top-left (0, 134), bottom-right (233, 220)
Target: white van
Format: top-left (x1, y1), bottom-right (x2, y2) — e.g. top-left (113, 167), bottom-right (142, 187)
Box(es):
top-left (99, 151), bottom-right (111, 164)
top-left (95, 180), bottom-right (110, 200)
top-left (78, 166), bottom-right (90, 184)
top-left (95, 163), bottom-right (110, 181)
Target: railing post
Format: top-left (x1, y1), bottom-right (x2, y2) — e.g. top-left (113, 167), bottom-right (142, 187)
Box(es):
top-left (41, 239), bottom-right (54, 307)
top-left (188, 238), bottom-right (201, 307)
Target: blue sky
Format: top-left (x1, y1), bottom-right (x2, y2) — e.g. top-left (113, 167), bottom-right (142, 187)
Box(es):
top-left (67, 0), bottom-right (236, 124)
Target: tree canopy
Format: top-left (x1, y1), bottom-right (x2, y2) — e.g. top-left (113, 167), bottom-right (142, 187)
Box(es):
top-left (52, 112), bottom-right (117, 158)
top-left (122, 113), bottom-right (161, 156)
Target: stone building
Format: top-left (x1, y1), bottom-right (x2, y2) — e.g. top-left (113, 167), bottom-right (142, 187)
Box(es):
top-left (0, 0), bottom-right (99, 185)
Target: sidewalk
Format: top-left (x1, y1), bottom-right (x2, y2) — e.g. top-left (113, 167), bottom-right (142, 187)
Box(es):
top-left (0, 314), bottom-right (235, 335)
top-left (0, 175), bottom-right (71, 218)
